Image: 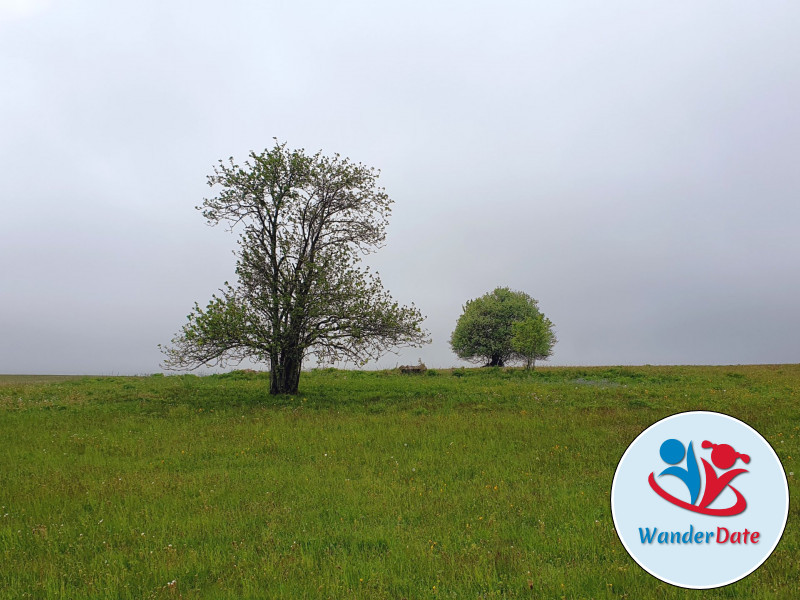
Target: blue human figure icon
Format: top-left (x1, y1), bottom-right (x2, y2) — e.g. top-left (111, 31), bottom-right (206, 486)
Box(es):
top-left (658, 439), bottom-right (701, 505)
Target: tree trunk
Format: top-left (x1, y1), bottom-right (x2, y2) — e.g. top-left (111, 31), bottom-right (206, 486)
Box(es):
top-left (488, 354), bottom-right (504, 367)
top-left (270, 352), bottom-right (303, 395)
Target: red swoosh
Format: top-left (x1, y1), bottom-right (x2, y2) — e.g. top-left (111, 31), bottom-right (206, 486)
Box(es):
top-left (648, 472), bottom-right (747, 516)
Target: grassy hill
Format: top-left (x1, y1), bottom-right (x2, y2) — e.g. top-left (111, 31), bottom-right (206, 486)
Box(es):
top-left (1, 365), bottom-right (797, 598)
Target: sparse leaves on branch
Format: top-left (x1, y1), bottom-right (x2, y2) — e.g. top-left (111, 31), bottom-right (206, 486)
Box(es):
top-left (162, 141), bottom-right (428, 394)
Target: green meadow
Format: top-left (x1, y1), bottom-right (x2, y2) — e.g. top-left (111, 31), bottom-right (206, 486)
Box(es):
top-left (0, 365), bottom-right (797, 599)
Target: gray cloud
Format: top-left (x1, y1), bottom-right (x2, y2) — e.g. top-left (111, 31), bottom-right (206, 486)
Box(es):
top-left (2, 1), bottom-right (798, 374)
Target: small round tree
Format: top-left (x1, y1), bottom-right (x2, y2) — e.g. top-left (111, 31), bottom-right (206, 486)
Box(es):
top-left (511, 314), bottom-right (557, 370)
top-left (449, 287), bottom-right (555, 367)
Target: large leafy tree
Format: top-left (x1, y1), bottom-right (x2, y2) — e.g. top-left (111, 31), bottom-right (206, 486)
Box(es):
top-left (449, 287), bottom-right (555, 367)
top-left (162, 142), bottom-right (428, 394)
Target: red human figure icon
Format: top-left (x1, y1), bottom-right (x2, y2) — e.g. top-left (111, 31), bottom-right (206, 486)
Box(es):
top-left (698, 441), bottom-right (750, 510)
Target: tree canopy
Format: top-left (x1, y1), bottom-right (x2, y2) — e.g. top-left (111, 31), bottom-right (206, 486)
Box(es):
top-left (449, 287), bottom-right (555, 367)
top-left (511, 314), bottom-right (557, 370)
top-left (161, 141), bottom-right (428, 394)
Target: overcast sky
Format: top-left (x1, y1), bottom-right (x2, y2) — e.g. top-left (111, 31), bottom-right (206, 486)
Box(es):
top-left (2, 1), bottom-right (799, 374)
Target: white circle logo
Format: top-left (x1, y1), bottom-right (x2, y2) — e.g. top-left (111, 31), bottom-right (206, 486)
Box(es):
top-left (611, 411), bottom-right (789, 589)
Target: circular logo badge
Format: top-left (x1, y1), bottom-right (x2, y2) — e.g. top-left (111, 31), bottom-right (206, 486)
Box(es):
top-left (611, 411), bottom-right (789, 589)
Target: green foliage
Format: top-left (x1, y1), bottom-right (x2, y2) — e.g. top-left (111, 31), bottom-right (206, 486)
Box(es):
top-left (511, 314), bottom-right (557, 369)
top-left (0, 366), bottom-right (798, 598)
top-left (161, 141), bottom-right (428, 394)
top-left (450, 287), bottom-right (554, 367)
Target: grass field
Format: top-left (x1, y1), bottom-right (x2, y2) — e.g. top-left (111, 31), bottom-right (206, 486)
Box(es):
top-left (0, 365), bottom-right (797, 599)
